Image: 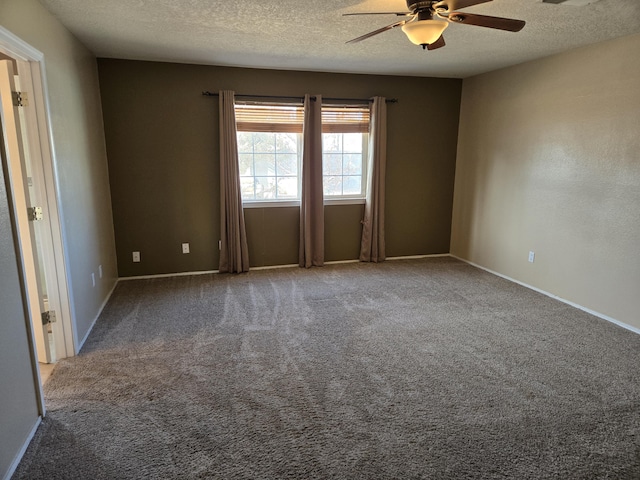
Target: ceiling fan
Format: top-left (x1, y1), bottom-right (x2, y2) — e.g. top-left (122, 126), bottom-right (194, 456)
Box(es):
top-left (345, 0), bottom-right (526, 50)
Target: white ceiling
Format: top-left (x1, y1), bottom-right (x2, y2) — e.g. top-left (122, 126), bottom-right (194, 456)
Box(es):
top-left (38, 0), bottom-right (640, 78)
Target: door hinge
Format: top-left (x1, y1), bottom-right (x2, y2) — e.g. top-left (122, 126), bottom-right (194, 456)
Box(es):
top-left (12, 91), bottom-right (28, 107)
top-left (27, 206), bottom-right (43, 221)
top-left (42, 310), bottom-right (56, 325)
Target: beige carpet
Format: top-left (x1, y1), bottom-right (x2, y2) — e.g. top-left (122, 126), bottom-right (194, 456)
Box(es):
top-left (15, 257), bottom-right (640, 479)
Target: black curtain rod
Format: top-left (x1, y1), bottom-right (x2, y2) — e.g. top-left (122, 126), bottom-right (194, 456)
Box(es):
top-left (202, 91), bottom-right (397, 104)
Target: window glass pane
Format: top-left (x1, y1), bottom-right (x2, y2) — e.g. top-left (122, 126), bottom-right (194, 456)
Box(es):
top-left (324, 154), bottom-right (342, 175)
top-left (343, 176), bottom-right (362, 196)
top-left (255, 177), bottom-right (276, 199)
top-left (239, 154), bottom-right (254, 176)
top-left (276, 154), bottom-right (298, 176)
top-left (240, 177), bottom-right (255, 200)
top-left (343, 133), bottom-right (363, 153)
top-left (253, 133), bottom-right (276, 153)
top-left (254, 154), bottom-right (276, 176)
top-left (323, 133), bottom-right (342, 153)
top-left (275, 133), bottom-right (298, 153)
top-left (277, 177), bottom-right (298, 198)
top-left (323, 176), bottom-right (343, 196)
top-left (237, 132), bottom-right (254, 153)
top-left (343, 154), bottom-right (362, 175)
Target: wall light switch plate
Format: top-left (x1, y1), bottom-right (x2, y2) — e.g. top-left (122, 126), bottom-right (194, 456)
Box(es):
top-left (182, 243), bottom-right (190, 254)
top-left (528, 251), bottom-right (535, 263)
top-left (133, 251), bottom-right (141, 263)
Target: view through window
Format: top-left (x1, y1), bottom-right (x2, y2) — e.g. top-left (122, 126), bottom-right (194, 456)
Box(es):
top-left (238, 132), bottom-right (300, 200)
top-left (235, 102), bottom-right (369, 202)
top-left (322, 132), bottom-right (367, 197)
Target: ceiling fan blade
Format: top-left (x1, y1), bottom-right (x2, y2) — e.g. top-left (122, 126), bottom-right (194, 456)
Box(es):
top-left (448, 12), bottom-right (525, 32)
top-left (433, 0), bottom-right (492, 12)
top-left (343, 12), bottom-right (411, 16)
top-left (346, 19), bottom-right (409, 44)
top-left (427, 35), bottom-right (446, 50)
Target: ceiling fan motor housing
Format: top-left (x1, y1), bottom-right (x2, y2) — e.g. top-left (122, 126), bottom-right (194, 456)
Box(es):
top-left (406, 1), bottom-right (438, 13)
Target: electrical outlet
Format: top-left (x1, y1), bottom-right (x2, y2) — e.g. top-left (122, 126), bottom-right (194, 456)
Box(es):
top-left (91, 272), bottom-right (95, 287)
top-left (132, 251), bottom-right (141, 263)
top-left (182, 243), bottom-right (190, 254)
top-left (98, 265), bottom-right (103, 278)
top-left (528, 251), bottom-right (535, 263)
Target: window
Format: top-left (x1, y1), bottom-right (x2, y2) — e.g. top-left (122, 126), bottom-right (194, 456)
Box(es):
top-left (235, 102), bottom-right (369, 204)
top-left (322, 105), bottom-right (369, 200)
top-left (322, 132), bottom-right (368, 197)
top-left (236, 103), bottom-right (303, 202)
top-left (237, 132), bottom-right (301, 200)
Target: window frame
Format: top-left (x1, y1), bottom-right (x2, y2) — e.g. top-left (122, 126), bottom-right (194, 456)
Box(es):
top-left (237, 131), bottom-right (303, 205)
top-left (234, 101), bottom-right (370, 207)
top-left (321, 131), bottom-right (369, 202)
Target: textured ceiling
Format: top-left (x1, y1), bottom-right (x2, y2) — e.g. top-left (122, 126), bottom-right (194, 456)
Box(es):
top-left (38, 0), bottom-right (640, 78)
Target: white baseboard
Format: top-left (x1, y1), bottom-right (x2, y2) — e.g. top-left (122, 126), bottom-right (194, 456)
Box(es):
top-left (451, 255), bottom-right (640, 336)
top-left (76, 279), bottom-right (119, 352)
top-left (3, 416), bottom-right (41, 480)
top-left (326, 259), bottom-right (364, 267)
top-left (251, 263), bottom-right (299, 270)
top-left (119, 269), bottom-right (219, 281)
top-left (237, 255), bottom-right (449, 269)
top-left (387, 254), bottom-right (450, 261)
top-left (117, 254), bottom-right (453, 280)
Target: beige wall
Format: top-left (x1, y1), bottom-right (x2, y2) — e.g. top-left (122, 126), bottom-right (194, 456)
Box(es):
top-left (451, 33), bottom-right (640, 329)
top-left (98, 60), bottom-right (462, 276)
top-left (0, 0), bottom-right (118, 344)
top-left (0, 136), bottom-right (40, 480)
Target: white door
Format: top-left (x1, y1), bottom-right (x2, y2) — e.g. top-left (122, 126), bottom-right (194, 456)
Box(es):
top-left (0, 59), bottom-right (53, 363)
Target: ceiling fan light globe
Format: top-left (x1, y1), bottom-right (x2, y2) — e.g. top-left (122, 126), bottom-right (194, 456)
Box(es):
top-left (401, 20), bottom-right (448, 46)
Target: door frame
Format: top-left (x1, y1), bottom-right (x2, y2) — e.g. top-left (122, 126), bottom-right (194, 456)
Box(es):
top-left (0, 29), bottom-right (76, 367)
top-left (0, 59), bottom-right (56, 367)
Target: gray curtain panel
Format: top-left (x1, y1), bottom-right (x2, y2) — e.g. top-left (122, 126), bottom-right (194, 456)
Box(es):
top-left (360, 96), bottom-right (387, 263)
top-left (218, 90), bottom-right (250, 273)
top-left (299, 94), bottom-right (324, 268)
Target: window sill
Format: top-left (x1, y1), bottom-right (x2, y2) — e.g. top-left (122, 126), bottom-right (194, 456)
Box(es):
top-left (324, 198), bottom-right (365, 206)
top-left (242, 198), bottom-right (365, 209)
top-left (243, 200), bottom-right (299, 209)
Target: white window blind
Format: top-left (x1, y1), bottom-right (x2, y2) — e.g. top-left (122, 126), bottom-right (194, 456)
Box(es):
top-left (235, 103), bottom-right (304, 133)
top-left (235, 102), bottom-right (370, 134)
top-left (322, 105), bottom-right (370, 133)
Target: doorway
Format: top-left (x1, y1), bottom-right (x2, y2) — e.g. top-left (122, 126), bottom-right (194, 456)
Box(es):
top-left (0, 29), bottom-right (75, 396)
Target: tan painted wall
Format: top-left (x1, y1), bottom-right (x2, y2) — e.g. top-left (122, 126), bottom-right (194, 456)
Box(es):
top-left (0, 134), bottom-right (40, 480)
top-left (98, 60), bottom-right (462, 276)
top-left (0, 0), bottom-right (118, 344)
top-left (451, 33), bottom-right (640, 329)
